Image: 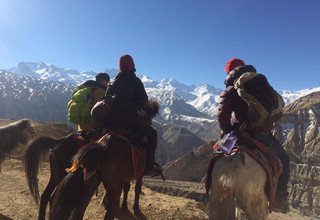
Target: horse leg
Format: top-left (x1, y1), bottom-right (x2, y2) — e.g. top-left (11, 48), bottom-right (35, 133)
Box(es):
top-left (69, 173), bottom-right (101, 220)
top-left (236, 192), bottom-right (268, 220)
top-left (38, 155), bottom-right (62, 220)
top-left (103, 184), bottom-right (123, 220)
top-left (38, 177), bottom-right (57, 220)
top-left (208, 191), bottom-right (236, 220)
top-left (238, 199), bottom-right (268, 220)
top-left (234, 155), bottom-right (268, 220)
top-left (133, 177), bottom-right (142, 216)
top-left (121, 182), bottom-right (130, 212)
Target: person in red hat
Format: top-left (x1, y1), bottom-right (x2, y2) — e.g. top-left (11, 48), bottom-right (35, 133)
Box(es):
top-left (217, 58), bottom-right (290, 213)
top-left (105, 54), bottom-right (161, 176)
top-left (218, 58), bottom-right (256, 134)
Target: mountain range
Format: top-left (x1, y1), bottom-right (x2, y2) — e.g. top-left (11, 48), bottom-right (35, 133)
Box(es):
top-left (2, 61), bottom-right (320, 142)
top-left (6, 61), bottom-right (320, 115)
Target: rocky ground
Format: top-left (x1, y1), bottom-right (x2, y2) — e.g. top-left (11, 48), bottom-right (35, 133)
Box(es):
top-left (0, 159), bottom-right (311, 220)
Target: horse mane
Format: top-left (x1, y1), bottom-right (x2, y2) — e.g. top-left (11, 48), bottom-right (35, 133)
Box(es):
top-left (144, 99), bottom-right (160, 118)
top-left (72, 142), bottom-right (106, 176)
top-left (0, 119), bottom-right (33, 154)
top-left (50, 170), bottom-right (85, 220)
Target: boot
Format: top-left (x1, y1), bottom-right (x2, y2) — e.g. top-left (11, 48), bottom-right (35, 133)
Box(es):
top-left (144, 138), bottom-right (162, 177)
top-left (272, 192), bottom-right (289, 213)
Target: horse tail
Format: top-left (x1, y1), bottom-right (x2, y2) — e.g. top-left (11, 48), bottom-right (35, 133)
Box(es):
top-left (208, 154), bottom-right (244, 220)
top-left (49, 169), bottom-right (85, 220)
top-left (24, 136), bottom-right (64, 204)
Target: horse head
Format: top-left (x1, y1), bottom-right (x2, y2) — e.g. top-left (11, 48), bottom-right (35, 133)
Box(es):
top-left (19, 119), bottom-right (36, 143)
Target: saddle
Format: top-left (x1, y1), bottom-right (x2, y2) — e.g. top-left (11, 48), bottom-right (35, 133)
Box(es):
top-left (108, 130), bottom-right (147, 179)
top-left (66, 128), bottom-right (147, 180)
top-left (206, 132), bottom-right (282, 213)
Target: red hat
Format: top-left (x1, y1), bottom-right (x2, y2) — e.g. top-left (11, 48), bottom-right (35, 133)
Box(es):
top-left (119, 54), bottom-right (135, 72)
top-left (225, 58), bottom-right (245, 74)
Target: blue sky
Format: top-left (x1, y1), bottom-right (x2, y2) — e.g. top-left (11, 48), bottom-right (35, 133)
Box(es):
top-left (0, 0), bottom-right (319, 90)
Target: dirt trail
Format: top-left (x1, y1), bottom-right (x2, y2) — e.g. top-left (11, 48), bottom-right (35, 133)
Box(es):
top-left (0, 159), bottom-right (311, 220)
top-left (0, 159), bottom-right (207, 220)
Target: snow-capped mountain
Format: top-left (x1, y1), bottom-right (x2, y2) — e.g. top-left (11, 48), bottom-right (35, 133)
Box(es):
top-left (0, 68), bottom-right (220, 140)
top-left (4, 61), bottom-right (320, 121)
top-left (144, 77), bottom-right (219, 122)
top-left (0, 70), bottom-right (74, 121)
top-left (7, 62), bottom-right (221, 120)
top-left (137, 74), bottom-right (221, 121)
top-left (281, 87), bottom-right (320, 104)
top-left (8, 62), bottom-right (118, 85)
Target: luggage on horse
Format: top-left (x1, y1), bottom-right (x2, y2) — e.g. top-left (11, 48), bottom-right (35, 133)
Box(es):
top-left (90, 97), bottom-right (114, 122)
top-left (218, 131), bottom-right (238, 154)
top-left (234, 72), bottom-right (284, 128)
top-left (67, 87), bottom-right (95, 124)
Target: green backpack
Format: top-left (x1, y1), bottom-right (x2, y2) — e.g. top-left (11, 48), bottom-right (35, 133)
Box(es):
top-left (67, 87), bottom-right (95, 125)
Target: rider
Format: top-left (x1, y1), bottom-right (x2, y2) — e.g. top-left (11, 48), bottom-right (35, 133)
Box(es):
top-left (77, 73), bottom-right (110, 139)
top-left (105, 54), bottom-right (161, 176)
top-left (217, 58), bottom-right (290, 213)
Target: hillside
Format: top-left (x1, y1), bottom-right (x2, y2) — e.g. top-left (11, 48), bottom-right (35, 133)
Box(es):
top-left (275, 91), bottom-right (320, 217)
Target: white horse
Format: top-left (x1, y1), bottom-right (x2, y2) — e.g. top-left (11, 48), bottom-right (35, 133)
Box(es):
top-left (208, 151), bottom-right (269, 220)
top-left (0, 119), bottom-right (35, 171)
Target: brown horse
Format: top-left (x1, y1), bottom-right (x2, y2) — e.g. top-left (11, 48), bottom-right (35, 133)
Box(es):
top-left (0, 119), bottom-right (35, 171)
top-left (50, 134), bottom-right (149, 219)
top-left (25, 101), bottom-right (159, 220)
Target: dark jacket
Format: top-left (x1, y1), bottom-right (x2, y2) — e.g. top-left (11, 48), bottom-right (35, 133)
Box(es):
top-left (217, 65), bottom-right (256, 133)
top-left (106, 71), bottom-right (148, 114)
